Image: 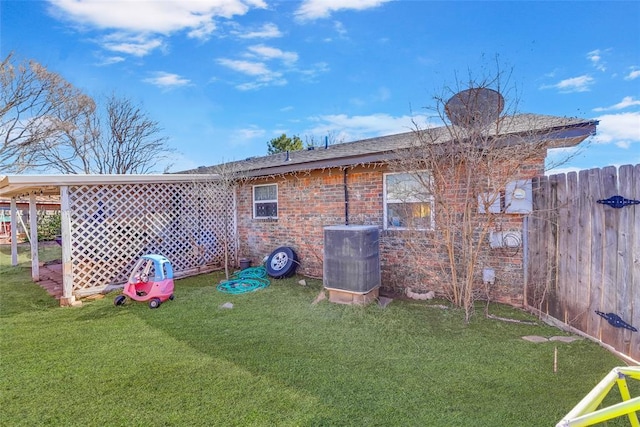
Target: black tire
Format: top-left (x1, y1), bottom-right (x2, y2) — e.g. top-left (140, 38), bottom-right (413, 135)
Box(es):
top-left (114, 295), bottom-right (126, 306)
top-left (148, 298), bottom-right (161, 309)
top-left (169, 294), bottom-right (175, 301)
top-left (266, 246), bottom-right (298, 279)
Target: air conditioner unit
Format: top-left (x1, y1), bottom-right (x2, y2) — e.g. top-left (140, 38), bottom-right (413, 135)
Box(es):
top-left (323, 225), bottom-right (380, 294)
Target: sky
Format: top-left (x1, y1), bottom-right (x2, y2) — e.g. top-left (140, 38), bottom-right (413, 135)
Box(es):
top-left (1, 0), bottom-right (639, 174)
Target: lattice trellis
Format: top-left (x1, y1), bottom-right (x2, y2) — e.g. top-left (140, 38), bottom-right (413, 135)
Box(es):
top-left (68, 181), bottom-right (236, 296)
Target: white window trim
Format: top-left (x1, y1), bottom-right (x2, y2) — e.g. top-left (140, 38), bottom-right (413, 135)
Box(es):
top-left (253, 183), bottom-right (278, 219)
top-left (383, 171), bottom-right (434, 231)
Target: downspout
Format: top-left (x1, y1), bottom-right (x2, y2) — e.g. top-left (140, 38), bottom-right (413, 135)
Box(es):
top-left (522, 215), bottom-right (529, 307)
top-left (343, 168), bottom-right (349, 225)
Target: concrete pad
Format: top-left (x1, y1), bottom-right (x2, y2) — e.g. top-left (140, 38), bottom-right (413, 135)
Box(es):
top-left (522, 335), bottom-right (549, 343)
top-left (378, 296), bottom-right (393, 308)
top-left (328, 288), bottom-right (378, 305)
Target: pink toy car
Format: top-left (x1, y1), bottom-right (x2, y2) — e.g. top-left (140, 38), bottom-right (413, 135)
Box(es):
top-left (114, 254), bottom-right (175, 309)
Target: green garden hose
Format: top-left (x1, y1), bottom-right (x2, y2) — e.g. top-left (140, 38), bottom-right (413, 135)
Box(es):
top-left (216, 266), bottom-right (270, 294)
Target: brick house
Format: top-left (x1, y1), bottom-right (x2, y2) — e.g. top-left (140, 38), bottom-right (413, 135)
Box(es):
top-left (197, 114), bottom-right (597, 306)
top-left (0, 114), bottom-right (597, 306)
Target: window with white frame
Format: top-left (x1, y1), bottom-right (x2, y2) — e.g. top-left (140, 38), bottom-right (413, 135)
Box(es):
top-left (253, 184), bottom-right (278, 219)
top-left (383, 172), bottom-right (433, 230)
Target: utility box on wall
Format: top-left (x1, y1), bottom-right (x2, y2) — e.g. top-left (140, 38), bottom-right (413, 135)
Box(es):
top-left (478, 192), bottom-right (502, 214)
top-left (505, 180), bottom-right (533, 214)
top-left (323, 225), bottom-right (381, 304)
top-left (489, 230), bottom-right (522, 249)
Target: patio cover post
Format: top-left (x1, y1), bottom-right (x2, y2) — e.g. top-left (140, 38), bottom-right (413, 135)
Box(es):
top-left (59, 186), bottom-right (74, 305)
top-left (10, 197), bottom-right (18, 266)
top-left (29, 193), bottom-right (39, 281)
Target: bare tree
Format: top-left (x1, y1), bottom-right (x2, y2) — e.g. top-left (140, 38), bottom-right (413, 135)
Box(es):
top-left (190, 161), bottom-right (246, 280)
top-left (93, 94), bottom-right (173, 174)
top-left (1, 53), bottom-right (174, 174)
top-left (1, 52), bottom-right (90, 172)
top-left (391, 69), bottom-right (581, 322)
top-left (304, 130), bottom-right (343, 148)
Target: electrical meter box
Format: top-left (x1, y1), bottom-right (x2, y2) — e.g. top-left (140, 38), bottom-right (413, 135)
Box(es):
top-left (478, 192), bottom-right (501, 214)
top-left (504, 180), bottom-right (533, 214)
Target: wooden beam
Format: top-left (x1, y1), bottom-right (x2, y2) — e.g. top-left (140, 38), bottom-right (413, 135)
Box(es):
top-left (29, 193), bottom-right (39, 281)
top-left (59, 186), bottom-right (75, 306)
top-left (10, 198), bottom-right (17, 266)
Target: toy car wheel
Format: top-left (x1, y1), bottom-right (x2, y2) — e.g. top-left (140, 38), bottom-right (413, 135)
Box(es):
top-left (148, 298), bottom-right (161, 309)
top-left (169, 294), bottom-right (175, 301)
top-left (114, 295), bottom-right (126, 306)
top-left (266, 246), bottom-right (298, 279)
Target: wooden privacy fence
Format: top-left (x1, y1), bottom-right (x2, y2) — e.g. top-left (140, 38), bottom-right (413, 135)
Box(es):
top-left (526, 164), bottom-right (639, 362)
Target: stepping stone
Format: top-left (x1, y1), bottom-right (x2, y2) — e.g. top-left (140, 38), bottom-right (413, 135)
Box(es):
top-left (549, 336), bottom-right (581, 343)
top-left (312, 291), bottom-right (326, 305)
top-left (522, 335), bottom-right (549, 343)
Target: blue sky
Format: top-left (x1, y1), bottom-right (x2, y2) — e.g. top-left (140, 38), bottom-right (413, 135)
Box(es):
top-left (1, 0), bottom-right (639, 174)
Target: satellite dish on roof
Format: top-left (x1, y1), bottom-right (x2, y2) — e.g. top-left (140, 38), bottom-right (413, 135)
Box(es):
top-left (445, 88), bottom-right (504, 128)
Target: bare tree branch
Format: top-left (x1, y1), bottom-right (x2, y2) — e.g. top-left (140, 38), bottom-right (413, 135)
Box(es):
top-left (391, 64), bottom-right (582, 322)
top-left (1, 53), bottom-right (174, 174)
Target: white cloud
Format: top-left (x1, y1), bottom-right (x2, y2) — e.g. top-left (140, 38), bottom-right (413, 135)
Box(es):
top-left (246, 44), bottom-right (298, 65)
top-left (217, 58), bottom-right (270, 76)
top-left (334, 21), bottom-right (348, 38)
top-left (217, 44), bottom-right (300, 89)
top-left (298, 62), bottom-right (330, 81)
top-left (100, 32), bottom-right (164, 57)
top-left (540, 75), bottom-right (594, 93)
top-left (592, 111), bottom-right (640, 147)
top-left (234, 126), bottom-right (266, 141)
top-left (95, 56), bottom-right (125, 66)
top-left (238, 23), bottom-right (282, 39)
top-left (625, 68), bottom-right (640, 80)
top-left (47, 0), bottom-right (266, 55)
top-left (295, 0), bottom-right (390, 21)
top-left (48, 0), bottom-right (265, 34)
top-left (217, 58), bottom-right (286, 90)
top-left (593, 96), bottom-right (640, 112)
top-left (587, 49), bottom-right (607, 72)
top-left (236, 78), bottom-right (287, 91)
top-left (304, 113), bottom-right (434, 142)
top-left (143, 72), bottom-right (191, 89)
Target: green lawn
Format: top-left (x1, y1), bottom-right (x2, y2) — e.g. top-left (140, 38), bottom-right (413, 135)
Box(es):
top-left (0, 248), bottom-right (629, 426)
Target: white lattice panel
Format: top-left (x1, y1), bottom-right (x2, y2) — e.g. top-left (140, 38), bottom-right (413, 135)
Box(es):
top-left (68, 181), bottom-right (236, 295)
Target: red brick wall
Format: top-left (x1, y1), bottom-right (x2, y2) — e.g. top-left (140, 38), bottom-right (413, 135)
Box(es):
top-left (236, 154), bottom-right (545, 306)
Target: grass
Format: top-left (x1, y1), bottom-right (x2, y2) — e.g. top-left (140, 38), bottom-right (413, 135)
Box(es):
top-left (0, 246), bottom-right (632, 426)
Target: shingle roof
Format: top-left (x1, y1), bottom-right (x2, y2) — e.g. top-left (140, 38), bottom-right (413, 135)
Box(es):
top-left (185, 114), bottom-right (597, 178)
